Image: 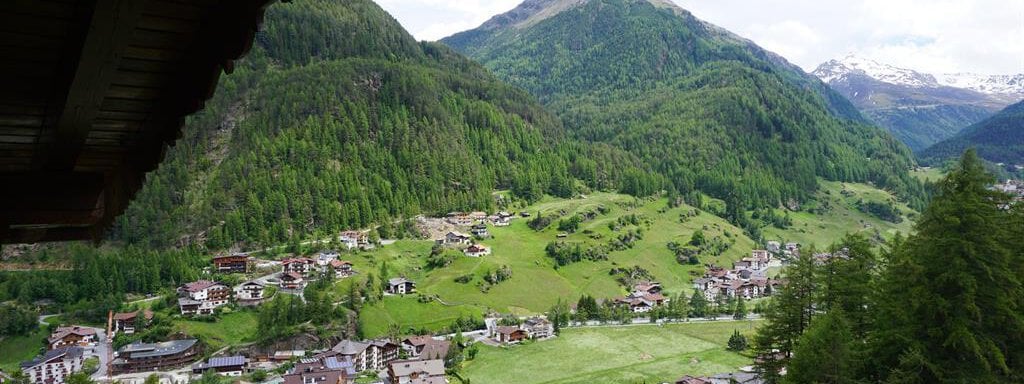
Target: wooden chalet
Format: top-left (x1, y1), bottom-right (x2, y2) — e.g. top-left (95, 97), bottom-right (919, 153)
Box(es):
top-left (212, 254), bottom-right (250, 273)
top-left (0, 0), bottom-right (278, 243)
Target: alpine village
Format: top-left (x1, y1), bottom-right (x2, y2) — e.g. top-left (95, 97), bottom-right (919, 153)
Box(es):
top-left (1, 1), bottom-right (1023, 384)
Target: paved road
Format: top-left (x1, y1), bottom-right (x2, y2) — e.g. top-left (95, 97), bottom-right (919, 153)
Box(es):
top-left (127, 296), bottom-right (162, 306)
top-left (569, 314), bottom-right (762, 328)
top-left (39, 314), bottom-right (112, 379)
top-left (89, 327), bottom-right (110, 380)
top-left (38, 314), bottom-right (59, 326)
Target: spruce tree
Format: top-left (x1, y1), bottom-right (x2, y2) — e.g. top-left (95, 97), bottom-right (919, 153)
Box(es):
top-left (868, 150), bottom-right (1024, 383)
top-left (688, 291), bottom-right (708, 318)
top-left (753, 245), bottom-right (819, 383)
top-left (733, 295), bottom-right (747, 320)
top-left (819, 234), bottom-right (875, 338)
top-left (784, 310), bottom-right (855, 384)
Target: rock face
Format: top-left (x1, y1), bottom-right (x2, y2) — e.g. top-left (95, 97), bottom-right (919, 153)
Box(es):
top-left (813, 55), bottom-right (1024, 151)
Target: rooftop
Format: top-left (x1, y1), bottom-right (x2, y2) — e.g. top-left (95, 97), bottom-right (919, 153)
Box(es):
top-left (180, 280), bottom-right (223, 292)
top-left (193, 355), bottom-right (246, 370)
top-left (389, 359), bottom-right (445, 378)
top-left (120, 339), bottom-right (197, 359)
top-left (21, 347), bottom-right (83, 369)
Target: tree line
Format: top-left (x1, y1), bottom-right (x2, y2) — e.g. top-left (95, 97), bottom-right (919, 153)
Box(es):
top-left (754, 150), bottom-right (1024, 383)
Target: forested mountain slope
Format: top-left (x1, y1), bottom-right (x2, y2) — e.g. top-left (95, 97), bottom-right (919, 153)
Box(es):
top-left (921, 100), bottom-right (1024, 166)
top-left (111, 0), bottom-right (603, 249)
top-left (443, 0), bottom-right (925, 212)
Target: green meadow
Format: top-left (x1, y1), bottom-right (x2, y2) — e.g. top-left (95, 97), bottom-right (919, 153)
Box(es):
top-left (464, 321), bottom-right (760, 384)
top-left (341, 186), bottom-right (912, 337)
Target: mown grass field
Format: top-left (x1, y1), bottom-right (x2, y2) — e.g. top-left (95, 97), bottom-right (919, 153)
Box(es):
top-left (764, 180), bottom-right (916, 249)
top-left (910, 167), bottom-right (946, 183)
top-left (172, 310), bottom-right (258, 350)
top-left (359, 296), bottom-right (486, 337)
top-left (463, 321), bottom-right (760, 384)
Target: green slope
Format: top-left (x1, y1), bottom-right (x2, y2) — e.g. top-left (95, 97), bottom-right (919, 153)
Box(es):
top-left (337, 188), bottom-right (912, 337)
top-left (464, 322), bottom-right (758, 384)
top-left (443, 0), bottom-right (925, 211)
top-left (112, 0), bottom-right (582, 249)
top-left (921, 100), bottom-right (1024, 166)
top-left (864, 104), bottom-right (994, 152)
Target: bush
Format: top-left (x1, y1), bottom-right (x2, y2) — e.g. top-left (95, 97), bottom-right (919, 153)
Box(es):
top-left (527, 213), bottom-right (553, 231)
top-left (858, 200), bottom-right (903, 223)
top-left (727, 330), bottom-right (748, 351)
top-left (557, 215), bottom-right (583, 233)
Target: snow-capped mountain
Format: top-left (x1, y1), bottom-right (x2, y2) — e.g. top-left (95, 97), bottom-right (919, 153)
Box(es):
top-left (813, 55), bottom-right (1024, 152)
top-left (935, 72), bottom-right (1024, 97)
top-left (815, 55), bottom-right (940, 88)
top-left (814, 55), bottom-right (1024, 100)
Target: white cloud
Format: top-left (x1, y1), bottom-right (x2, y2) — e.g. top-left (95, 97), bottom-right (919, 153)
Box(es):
top-left (375, 0), bottom-right (521, 41)
top-left (376, 0), bottom-right (1024, 75)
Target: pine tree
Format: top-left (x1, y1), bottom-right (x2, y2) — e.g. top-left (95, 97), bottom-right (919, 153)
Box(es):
top-left (819, 234), bottom-right (875, 338)
top-left (867, 149), bottom-right (1024, 383)
top-left (753, 245), bottom-right (819, 383)
top-left (733, 295), bottom-right (747, 320)
top-left (727, 329), bottom-right (748, 351)
top-left (784, 310), bottom-right (855, 384)
top-left (688, 291), bottom-right (708, 318)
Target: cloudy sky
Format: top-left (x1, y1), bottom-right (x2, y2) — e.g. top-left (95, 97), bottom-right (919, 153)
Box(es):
top-left (375, 0), bottom-right (1024, 75)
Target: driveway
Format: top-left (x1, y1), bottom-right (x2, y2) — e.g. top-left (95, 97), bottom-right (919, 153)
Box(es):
top-left (88, 327), bottom-right (110, 379)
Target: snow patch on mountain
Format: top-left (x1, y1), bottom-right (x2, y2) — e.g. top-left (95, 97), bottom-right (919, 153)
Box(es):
top-left (814, 54), bottom-right (1024, 98)
top-left (814, 54), bottom-right (937, 88)
top-left (935, 72), bottom-right (1024, 96)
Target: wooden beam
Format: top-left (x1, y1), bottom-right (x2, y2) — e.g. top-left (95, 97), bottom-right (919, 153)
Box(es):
top-left (129, 0), bottom-right (273, 172)
top-left (0, 171), bottom-right (105, 243)
top-left (42, 0), bottom-right (146, 171)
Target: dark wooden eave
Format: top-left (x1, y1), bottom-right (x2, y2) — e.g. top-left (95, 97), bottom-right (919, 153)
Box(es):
top-left (0, 0), bottom-right (277, 243)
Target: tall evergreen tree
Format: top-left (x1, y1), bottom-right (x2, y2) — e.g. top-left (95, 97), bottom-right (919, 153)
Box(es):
top-left (819, 234), bottom-right (875, 338)
top-left (733, 295), bottom-right (747, 320)
top-left (867, 149), bottom-right (1024, 383)
top-left (784, 310), bottom-right (856, 384)
top-left (753, 246), bottom-right (819, 383)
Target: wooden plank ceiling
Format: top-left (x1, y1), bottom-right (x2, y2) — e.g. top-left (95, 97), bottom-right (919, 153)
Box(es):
top-left (0, 0), bottom-right (277, 243)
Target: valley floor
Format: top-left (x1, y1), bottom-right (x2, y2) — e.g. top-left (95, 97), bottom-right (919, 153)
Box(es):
top-left (463, 320), bottom-right (759, 384)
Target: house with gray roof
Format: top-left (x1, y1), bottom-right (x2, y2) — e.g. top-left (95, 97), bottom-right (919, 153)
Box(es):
top-left (386, 278), bottom-right (416, 295)
top-left (192, 355), bottom-right (248, 376)
top-left (20, 347), bottom-right (84, 384)
top-left (111, 339), bottom-right (199, 374)
top-left (283, 356), bottom-right (355, 384)
top-left (317, 339), bottom-right (399, 372)
top-left (387, 359), bottom-right (445, 384)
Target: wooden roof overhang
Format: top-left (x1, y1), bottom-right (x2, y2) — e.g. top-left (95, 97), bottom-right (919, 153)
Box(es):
top-left (0, 0), bottom-right (278, 243)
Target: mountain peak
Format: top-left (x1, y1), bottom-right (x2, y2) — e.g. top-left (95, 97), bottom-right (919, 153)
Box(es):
top-left (475, 0), bottom-right (683, 31)
top-left (813, 55), bottom-right (939, 88)
top-left (814, 55), bottom-right (1024, 99)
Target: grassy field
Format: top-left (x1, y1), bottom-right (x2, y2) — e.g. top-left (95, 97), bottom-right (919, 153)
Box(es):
top-left (0, 315), bottom-right (66, 373)
top-left (172, 310), bottom-right (258, 350)
top-left (0, 326), bottom-right (48, 373)
top-left (344, 185), bottom-right (915, 338)
top-left (341, 193), bottom-right (756, 337)
top-left (910, 167), bottom-right (946, 183)
top-left (359, 296), bottom-right (485, 337)
top-left (463, 321), bottom-right (759, 384)
top-left (763, 180), bottom-right (916, 249)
